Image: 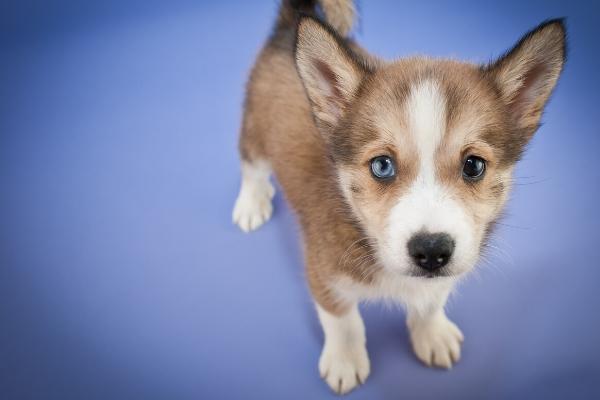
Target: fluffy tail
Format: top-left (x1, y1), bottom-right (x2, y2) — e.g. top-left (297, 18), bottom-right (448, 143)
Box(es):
top-left (277, 0), bottom-right (356, 36)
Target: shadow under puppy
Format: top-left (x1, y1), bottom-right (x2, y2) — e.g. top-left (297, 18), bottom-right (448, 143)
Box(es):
top-left (233, 0), bottom-right (566, 394)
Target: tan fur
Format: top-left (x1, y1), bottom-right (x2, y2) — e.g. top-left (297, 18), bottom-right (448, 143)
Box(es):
top-left (238, 4), bottom-right (565, 318)
top-left (319, 0), bottom-right (356, 36)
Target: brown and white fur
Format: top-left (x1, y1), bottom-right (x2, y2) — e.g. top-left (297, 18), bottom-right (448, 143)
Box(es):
top-left (233, 0), bottom-right (566, 394)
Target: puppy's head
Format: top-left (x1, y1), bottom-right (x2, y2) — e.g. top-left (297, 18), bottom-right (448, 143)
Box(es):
top-left (295, 17), bottom-right (566, 278)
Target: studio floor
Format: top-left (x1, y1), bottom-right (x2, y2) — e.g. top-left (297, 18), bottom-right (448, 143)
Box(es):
top-left (1, 1), bottom-right (599, 399)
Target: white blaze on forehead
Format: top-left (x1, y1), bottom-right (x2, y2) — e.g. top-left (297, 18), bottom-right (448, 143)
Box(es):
top-left (406, 79), bottom-right (446, 175)
top-left (379, 79), bottom-right (478, 274)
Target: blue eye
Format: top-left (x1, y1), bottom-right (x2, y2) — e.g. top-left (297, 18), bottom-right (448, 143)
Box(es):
top-left (370, 156), bottom-right (396, 180)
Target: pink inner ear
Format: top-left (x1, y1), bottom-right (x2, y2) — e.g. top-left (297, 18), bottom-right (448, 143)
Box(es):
top-left (313, 59), bottom-right (344, 119)
top-left (314, 59), bottom-right (341, 98)
top-left (511, 62), bottom-right (550, 119)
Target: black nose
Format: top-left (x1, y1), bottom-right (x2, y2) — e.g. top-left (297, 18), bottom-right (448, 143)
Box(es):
top-left (407, 232), bottom-right (455, 271)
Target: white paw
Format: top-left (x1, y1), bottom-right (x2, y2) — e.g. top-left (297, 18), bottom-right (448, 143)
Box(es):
top-left (319, 343), bottom-right (370, 395)
top-left (408, 313), bottom-right (464, 369)
top-left (232, 178), bottom-right (275, 233)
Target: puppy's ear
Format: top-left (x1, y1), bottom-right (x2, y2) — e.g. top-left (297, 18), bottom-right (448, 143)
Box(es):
top-left (295, 17), bottom-right (367, 135)
top-left (484, 19), bottom-right (566, 137)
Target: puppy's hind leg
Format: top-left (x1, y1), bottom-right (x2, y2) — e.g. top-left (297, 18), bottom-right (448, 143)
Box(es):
top-left (232, 159), bottom-right (275, 232)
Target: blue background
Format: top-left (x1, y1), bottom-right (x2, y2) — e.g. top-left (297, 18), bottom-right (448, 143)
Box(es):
top-left (1, 1), bottom-right (599, 399)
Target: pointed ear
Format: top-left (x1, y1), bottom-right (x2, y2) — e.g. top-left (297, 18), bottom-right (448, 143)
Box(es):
top-left (295, 17), bottom-right (367, 135)
top-left (484, 19), bottom-right (566, 136)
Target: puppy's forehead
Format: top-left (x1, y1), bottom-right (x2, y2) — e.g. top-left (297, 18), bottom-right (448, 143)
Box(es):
top-left (340, 60), bottom-right (501, 162)
top-left (405, 78), bottom-right (446, 160)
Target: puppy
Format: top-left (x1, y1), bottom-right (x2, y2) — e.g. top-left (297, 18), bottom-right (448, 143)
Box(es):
top-left (233, 0), bottom-right (566, 394)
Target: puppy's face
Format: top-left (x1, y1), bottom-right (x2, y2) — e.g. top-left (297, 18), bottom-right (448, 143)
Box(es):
top-left (296, 18), bottom-right (566, 278)
top-left (334, 65), bottom-right (511, 277)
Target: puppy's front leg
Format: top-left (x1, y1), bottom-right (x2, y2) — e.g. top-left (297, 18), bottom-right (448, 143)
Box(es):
top-left (317, 304), bottom-right (370, 395)
top-left (406, 296), bottom-right (464, 369)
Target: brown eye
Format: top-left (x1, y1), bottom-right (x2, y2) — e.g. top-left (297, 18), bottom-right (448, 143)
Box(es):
top-left (462, 156), bottom-right (486, 180)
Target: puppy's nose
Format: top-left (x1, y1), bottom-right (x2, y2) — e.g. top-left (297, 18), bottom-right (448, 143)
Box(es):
top-left (407, 232), bottom-right (455, 271)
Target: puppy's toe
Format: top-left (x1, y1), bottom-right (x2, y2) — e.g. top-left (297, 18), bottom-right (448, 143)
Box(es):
top-left (232, 181), bottom-right (274, 232)
top-left (409, 313), bottom-right (464, 370)
top-left (319, 344), bottom-right (370, 395)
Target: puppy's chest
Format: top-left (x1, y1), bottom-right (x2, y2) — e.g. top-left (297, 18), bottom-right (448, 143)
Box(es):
top-left (331, 272), bottom-right (454, 310)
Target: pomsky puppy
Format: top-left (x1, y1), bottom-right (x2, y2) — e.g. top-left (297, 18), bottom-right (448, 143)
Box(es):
top-left (233, 0), bottom-right (566, 394)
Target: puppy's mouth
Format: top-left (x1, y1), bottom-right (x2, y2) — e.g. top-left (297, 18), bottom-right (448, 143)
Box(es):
top-left (407, 267), bottom-right (455, 279)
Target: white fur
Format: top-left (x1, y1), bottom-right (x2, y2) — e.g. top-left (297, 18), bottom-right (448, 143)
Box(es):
top-left (232, 160), bottom-right (275, 232)
top-left (378, 80), bottom-right (478, 276)
top-left (323, 81), bottom-right (471, 378)
top-left (381, 182), bottom-right (478, 275)
top-left (407, 308), bottom-right (464, 369)
top-left (331, 273), bottom-right (463, 369)
top-left (317, 304), bottom-right (370, 395)
top-left (409, 79), bottom-right (446, 167)
top-left (331, 273), bottom-right (455, 315)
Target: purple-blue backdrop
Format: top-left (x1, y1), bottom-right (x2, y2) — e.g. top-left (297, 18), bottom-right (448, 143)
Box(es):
top-left (1, 1), bottom-right (599, 399)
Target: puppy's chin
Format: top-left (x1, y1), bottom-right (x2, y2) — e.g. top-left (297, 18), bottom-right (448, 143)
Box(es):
top-left (382, 261), bottom-right (469, 280)
top-left (407, 267), bottom-right (455, 279)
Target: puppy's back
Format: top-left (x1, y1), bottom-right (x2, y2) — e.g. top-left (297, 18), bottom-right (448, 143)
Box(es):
top-left (239, 1), bottom-right (359, 211)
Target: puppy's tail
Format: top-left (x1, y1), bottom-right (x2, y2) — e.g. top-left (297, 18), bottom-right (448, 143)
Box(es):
top-left (277, 0), bottom-right (356, 37)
